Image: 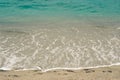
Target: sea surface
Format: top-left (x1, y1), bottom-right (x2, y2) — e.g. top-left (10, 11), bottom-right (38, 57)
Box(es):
top-left (0, 0), bottom-right (120, 71)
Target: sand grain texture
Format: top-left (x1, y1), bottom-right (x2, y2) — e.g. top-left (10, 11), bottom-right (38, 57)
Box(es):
top-left (0, 65), bottom-right (120, 80)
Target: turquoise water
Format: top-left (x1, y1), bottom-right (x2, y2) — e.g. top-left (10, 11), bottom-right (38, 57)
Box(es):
top-left (0, 0), bottom-right (120, 24)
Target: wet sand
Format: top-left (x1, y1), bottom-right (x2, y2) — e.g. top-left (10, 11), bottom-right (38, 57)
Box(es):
top-left (0, 65), bottom-right (120, 80)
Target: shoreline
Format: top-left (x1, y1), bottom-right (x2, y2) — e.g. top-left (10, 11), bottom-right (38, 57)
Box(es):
top-left (1, 63), bottom-right (120, 72)
top-left (0, 65), bottom-right (120, 80)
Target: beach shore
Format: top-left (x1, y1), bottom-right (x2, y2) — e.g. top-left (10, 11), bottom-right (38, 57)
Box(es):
top-left (0, 65), bottom-right (120, 80)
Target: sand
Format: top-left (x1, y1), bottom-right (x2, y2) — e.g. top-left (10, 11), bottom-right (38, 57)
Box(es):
top-left (0, 65), bottom-right (120, 80)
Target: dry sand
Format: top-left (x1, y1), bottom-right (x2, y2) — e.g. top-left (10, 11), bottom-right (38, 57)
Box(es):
top-left (0, 65), bottom-right (120, 80)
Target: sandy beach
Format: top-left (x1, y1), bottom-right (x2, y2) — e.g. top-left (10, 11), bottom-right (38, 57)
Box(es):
top-left (0, 65), bottom-right (120, 80)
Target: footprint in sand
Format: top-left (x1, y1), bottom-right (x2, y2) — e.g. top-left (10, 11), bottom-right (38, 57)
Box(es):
top-left (84, 69), bottom-right (95, 73)
top-left (102, 70), bottom-right (112, 73)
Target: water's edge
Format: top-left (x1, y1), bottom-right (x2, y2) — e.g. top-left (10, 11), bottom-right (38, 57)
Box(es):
top-left (0, 63), bottom-right (120, 72)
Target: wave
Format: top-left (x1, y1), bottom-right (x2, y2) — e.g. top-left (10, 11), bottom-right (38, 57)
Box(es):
top-left (0, 26), bottom-right (120, 72)
top-left (0, 63), bottom-right (120, 72)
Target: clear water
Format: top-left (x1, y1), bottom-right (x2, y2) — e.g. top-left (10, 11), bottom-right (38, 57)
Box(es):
top-left (0, 0), bottom-right (120, 23)
top-left (0, 0), bottom-right (120, 71)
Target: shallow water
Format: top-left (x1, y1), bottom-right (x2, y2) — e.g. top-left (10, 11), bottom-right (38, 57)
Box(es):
top-left (0, 0), bottom-right (120, 71)
top-left (0, 0), bottom-right (120, 23)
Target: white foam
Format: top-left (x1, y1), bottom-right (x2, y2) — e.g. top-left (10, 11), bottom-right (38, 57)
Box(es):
top-left (42, 63), bottom-right (120, 72)
top-left (0, 26), bottom-right (120, 72)
top-left (0, 63), bottom-right (120, 72)
top-left (0, 67), bottom-right (11, 70)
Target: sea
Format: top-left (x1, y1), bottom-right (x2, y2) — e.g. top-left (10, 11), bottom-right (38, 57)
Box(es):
top-left (0, 0), bottom-right (120, 72)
